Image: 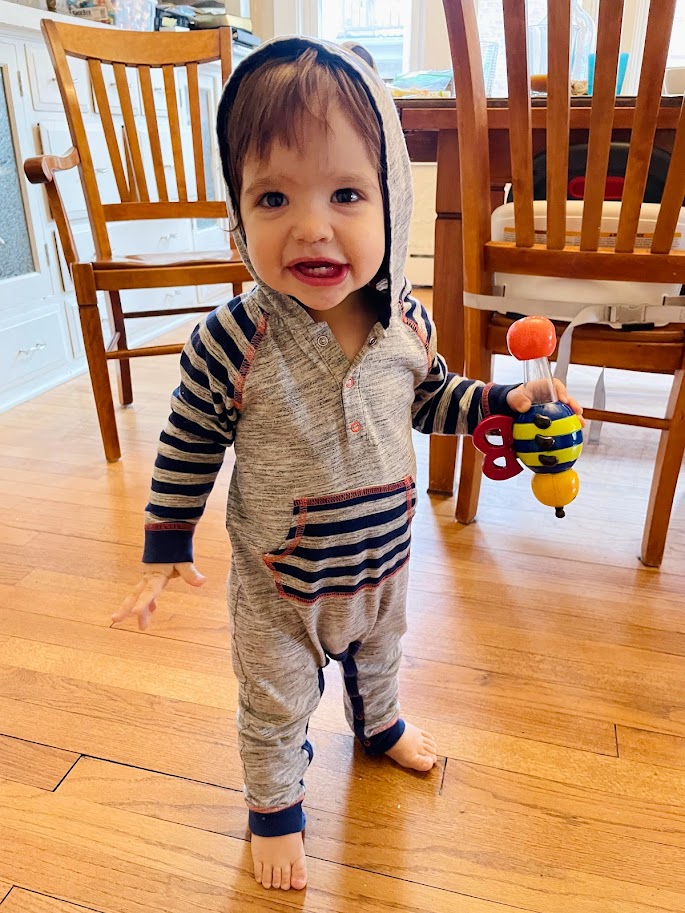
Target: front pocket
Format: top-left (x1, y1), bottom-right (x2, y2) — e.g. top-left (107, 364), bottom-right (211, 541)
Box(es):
top-left (263, 477), bottom-right (416, 604)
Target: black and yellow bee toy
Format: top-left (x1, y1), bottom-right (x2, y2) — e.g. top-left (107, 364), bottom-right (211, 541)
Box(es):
top-left (472, 316), bottom-right (583, 518)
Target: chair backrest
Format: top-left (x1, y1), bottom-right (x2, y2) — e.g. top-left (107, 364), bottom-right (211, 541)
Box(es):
top-left (441, 0), bottom-right (685, 294)
top-left (41, 19), bottom-right (232, 259)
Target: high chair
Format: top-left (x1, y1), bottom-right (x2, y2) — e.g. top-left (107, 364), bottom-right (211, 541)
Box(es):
top-left (441, 0), bottom-right (685, 567)
top-left (24, 21), bottom-right (252, 462)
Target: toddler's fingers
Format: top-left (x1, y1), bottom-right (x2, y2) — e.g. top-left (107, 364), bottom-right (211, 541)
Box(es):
top-left (112, 574), bottom-right (167, 625)
top-left (177, 563), bottom-right (206, 587)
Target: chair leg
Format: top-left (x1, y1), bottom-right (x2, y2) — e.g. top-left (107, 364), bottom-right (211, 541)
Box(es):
top-left (106, 291), bottom-right (133, 406)
top-left (456, 309), bottom-right (493, 524)
top-left (641, 367), bottom-right (685, 567)
top-left (73, 264), bottom-right (121, 462)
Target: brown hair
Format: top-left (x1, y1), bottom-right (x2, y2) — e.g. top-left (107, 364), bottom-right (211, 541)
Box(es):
top-left (219, 46), bottom-right (383, 228)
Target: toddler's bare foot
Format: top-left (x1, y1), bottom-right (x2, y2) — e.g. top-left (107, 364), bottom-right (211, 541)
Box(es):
top-left (385, 721), bottom-right (438, 771)
top-left (251, 832), bottom-right (307, 891)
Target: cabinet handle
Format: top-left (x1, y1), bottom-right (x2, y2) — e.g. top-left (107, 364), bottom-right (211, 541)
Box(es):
top-left (159, 232), bottom-right (178, 242)
top-left (0, 237), bottom-right (5, 247)
top-left (95, 167), bottom-right (109, 174)
top-left (51, 77), bottom-right (80, 84)
top-left (164, 289), bottom-right (181, 300)
top-left (18, 342), bottom-right (47, 358)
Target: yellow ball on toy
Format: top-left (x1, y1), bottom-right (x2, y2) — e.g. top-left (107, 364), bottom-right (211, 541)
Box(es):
top-left (531, 469), bottom-right (580, 518)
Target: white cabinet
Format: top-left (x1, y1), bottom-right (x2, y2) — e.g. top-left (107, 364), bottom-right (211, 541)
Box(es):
top-left (0, 0), bottom-right (247, 413)
top-left (0, 39), bottom-right (53, 308)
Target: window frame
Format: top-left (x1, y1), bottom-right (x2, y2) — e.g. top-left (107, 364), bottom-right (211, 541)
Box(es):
top-left (277, 0), bottom-right (427, 74)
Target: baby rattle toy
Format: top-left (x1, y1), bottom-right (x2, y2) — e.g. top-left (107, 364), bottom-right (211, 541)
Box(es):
top-left (472, 316), bottom-right (583, 518)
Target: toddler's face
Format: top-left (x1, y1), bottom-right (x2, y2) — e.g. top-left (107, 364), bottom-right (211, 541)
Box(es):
top-left (239, 105), bottom-right (385, 313)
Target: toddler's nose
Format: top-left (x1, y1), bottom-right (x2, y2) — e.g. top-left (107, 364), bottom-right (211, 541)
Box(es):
top-left (292, 209), bottom-right (334, 245)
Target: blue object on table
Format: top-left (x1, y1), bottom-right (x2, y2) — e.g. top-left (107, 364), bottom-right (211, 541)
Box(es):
top-left (588, 51), bottom-right (629, 95)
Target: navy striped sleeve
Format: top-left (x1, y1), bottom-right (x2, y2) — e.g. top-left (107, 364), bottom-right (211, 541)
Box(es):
top-left (406, 299), bottom-right (518, 436)
top-left (143, 297), bottom-right (267, 564)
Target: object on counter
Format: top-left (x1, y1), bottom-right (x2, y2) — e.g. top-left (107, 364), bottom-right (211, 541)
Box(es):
top-left (528, 0), bottom-right (595, 84)
top-left (390, 69), bottom-right (453, 97)
top-left (588, 51), bottom-right (629, 95)
top-left (664, 66), bottom-right (685, 95)
top-left (154, 2), bottom-right (258, 34)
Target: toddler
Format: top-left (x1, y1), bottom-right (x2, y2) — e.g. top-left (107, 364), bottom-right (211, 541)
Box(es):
top-left (115, 36), bottom-right (582, 892)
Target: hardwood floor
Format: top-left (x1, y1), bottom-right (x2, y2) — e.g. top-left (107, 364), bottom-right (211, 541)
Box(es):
top-left (0, 299), bottom-right (684, 912)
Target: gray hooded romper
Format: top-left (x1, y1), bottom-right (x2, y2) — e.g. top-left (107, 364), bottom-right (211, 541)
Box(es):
top-left (142, 36), bottom-right (516, 838)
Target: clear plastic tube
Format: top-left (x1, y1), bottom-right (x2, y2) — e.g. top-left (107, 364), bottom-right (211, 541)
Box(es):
top-left (522, 356), bottom-right (556, 404)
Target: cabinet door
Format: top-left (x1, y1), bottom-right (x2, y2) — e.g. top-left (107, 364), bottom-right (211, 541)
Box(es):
top-left (0, 40), bottom-right (53, 306)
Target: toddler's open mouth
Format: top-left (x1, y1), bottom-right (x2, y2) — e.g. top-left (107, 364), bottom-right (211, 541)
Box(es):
top-left (288, 260), bottom-right (349, 286)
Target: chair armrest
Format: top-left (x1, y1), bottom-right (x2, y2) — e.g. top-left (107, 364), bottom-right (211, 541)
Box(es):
top-left (24, 147), bottom-right (80, 185)
top-left (24, 148), bottom-right (80, 271)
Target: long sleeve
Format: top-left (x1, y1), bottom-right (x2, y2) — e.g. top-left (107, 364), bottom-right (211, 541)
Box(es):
top-left (142, 299), bottom-right (264, 564)
top-left (406, 297), bottom-right (517, 436)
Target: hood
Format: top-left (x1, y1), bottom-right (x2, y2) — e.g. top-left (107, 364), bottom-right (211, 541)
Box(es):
top-left (216, 35), bottom-right (413, 315)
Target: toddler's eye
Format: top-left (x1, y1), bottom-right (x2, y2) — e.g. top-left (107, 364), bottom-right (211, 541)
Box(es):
top-left (259, 192), bottom-right (286, 208)
top-left (333, 188), bottom-right (360, 204)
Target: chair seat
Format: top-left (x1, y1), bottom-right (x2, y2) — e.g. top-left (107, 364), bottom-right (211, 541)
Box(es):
top-left (93, 249), bottom-right (241, 269)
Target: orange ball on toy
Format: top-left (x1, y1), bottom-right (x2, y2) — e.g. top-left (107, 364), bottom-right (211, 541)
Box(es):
top-left (506, 316), bottom-right (556, 361)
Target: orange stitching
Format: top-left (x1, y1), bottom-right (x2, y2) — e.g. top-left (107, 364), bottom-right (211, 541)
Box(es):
top-left (402, 308), bottom-right (431, 370)
top-left (300, 476), bottom-right (413, 508)
top-left (234, 312), bottom-right (269, 410)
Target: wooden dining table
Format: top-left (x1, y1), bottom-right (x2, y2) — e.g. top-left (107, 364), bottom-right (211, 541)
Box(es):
top-left (396, 95), bottom-right (683, 496)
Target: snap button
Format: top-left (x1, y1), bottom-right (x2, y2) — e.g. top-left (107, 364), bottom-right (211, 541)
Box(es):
top-left (316, 334), bottom-right (329, 347)
top-left (350, 421), bottom-right (361, 433)
top-left (355, 713), bottom-right (364, 721)
top-left (345, 377), bottom-right (355, 389)
top-left (368, 336), bottom-right (377, 347)
top-left (363, 739), bottom-right (371, 747)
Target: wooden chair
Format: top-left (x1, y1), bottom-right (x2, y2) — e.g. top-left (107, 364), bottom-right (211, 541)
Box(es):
top-left (442, 0), bottom-right (685, 567)
top-left (24, 21), bottom-right (252, 462)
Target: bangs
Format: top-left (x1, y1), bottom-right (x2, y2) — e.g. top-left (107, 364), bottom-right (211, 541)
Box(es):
top-left (223, 47), bottom-right (382, 223)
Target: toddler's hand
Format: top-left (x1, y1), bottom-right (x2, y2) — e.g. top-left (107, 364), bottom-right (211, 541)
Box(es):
top-left (506, 379), bottom-right (585, 427)
top-left (112, 562), bottom-right (205, 631)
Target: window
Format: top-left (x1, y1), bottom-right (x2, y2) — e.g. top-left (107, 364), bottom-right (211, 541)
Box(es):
top-left (319, 0), bottom-right (412, 80)
top-left (668, 0), bottom-right (685, 66)
top-left (476, 0), bottom-right (548, 96)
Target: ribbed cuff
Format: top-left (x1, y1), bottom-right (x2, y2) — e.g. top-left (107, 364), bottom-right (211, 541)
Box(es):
top-left (483, 383), bottom-right (519, 419)
top-left (249, 802), bottom-right (306, 837)
top-left (361, 718), bottom-right (406, 756)
top-left (142, 523), bottom-right (195, 564)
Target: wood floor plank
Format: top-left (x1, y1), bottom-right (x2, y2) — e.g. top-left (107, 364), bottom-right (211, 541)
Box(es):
top-left (0, 670), bottom-right (241, 790)
top-left (0, 527), bottom-right (35, 548)
top-left (0, 735), bottom-right (78, 791)
top-left (618, 725), bottom-right (685, 772)
top-left (0, 888), bottom-right (105, 913)
top-left (0, 497), bottom-right (230, 560)
top-left (59, 754), bottom-right (685, 851)
top-left (0, 533), bottom-right (231, 594)
top-left (49, 757), bottom-right (685, 912)
top-left (0, 780), bottom-right (536, 913)
top-left (398, 648), bottom-right (685, 741)
top-left (0, 566), bottom-right (31, 587)
top-left (0, 623), bottom-right (616, 755)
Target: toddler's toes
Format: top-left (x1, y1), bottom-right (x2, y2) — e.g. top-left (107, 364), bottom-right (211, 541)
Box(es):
top-left (291, 856), bottom-right (308, 890)
top-left (280, 865), bottom-right (291, 891)
top-left (271, 866), bottom-right (282, 890)
top-left (260, 863), bottom-right (273, 888)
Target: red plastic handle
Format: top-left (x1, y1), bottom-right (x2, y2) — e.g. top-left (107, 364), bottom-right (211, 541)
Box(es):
top-left (472, 415), bottom-right (524, 481)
